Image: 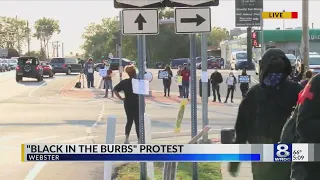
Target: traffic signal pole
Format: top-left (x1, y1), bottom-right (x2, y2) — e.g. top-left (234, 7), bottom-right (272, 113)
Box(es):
top-left (119, 11), bottom-right (123, 80)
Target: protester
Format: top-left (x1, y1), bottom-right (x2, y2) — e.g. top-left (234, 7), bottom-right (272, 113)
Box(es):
top-left (162, 65), bottom-right (173, 97)
top-left (290, 74), bottom-right (320, 180)
top-left (224, 72), bottom-right (237, 103)
top-left (113, 65), bottom-right (139, 144)
top-left (239, 69), bottom-right (249, 99)
top-left (210, 67), bottom-right (223, 102)
top-left (228, 48), bottom-right (303, 180)
top-left (177, 65), bottom-right (183, 98)
top-left (220, 58), bottom-right (224, 69)
top-left (104, 62), bottom-right (113, 98)
top-left (300, 70), bottom-right (313, 87)
top-left (84, 58), bottom-right (95, 88)
top-left (180, 63), bottom-right (190, 99)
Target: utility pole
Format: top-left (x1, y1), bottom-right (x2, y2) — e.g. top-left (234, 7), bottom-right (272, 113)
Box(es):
top-left (302, 0), bottom-right (309, 71)
top-left (62, 42), bottom-right (64, 57)
top-left (282, 9), bottom-right (285, 30)
top-left (16, 15), bottom-right (20, 54)
top-left (27, 20), bottom-right (30, 56)
top-left (118, 11), bottom-right (123, 80)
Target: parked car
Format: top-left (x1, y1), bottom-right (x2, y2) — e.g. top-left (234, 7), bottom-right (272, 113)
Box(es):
top-left (196, 57), bottom-right (221, 69)
top-left (2, 59), bottom-right (11, 71)
top-left (16, 56), bottom-right (44, 82)
top-left (108, 58), bottom-right (134, 70)
top-left (170, 58), bottom-right (190, 69)
top-left (155, 62), bottom-right (165, 69)
top-left (50, 57), bottom-right (82, 75)
top-left (9, 58), bottom-right (18, 70)
top-left (0, 60), bottom-right (5, 72)
top-left (41, 62), bottom-right (54, 77)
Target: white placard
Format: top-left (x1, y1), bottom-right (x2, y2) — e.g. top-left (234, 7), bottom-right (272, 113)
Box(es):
top-left (132, 79), bottom-right (150, 95)
top-left (201, 71), bottom-right (208, 82)
top-left (99, 69), bottom-right (107, 77)
top-left (158, 70), bottom-right (168, 79)
top-left (227, 77), bottom-right (234, 85)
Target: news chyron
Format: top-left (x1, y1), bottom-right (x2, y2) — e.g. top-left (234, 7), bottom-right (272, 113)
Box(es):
top-left (274, 144), bottom-right (292, 162)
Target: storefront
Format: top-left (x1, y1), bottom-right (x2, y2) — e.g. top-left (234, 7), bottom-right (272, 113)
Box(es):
top-left (255, 29), bottom-right (320, 55)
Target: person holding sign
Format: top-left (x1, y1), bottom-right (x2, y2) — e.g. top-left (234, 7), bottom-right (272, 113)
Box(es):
top-left (113, 65), bottom-right (139, 144)
top-left (224, 72), bottom-right (237, 103)
top-left (162, 65), bottom-right (173, 97)
top-left (239, 69), bottom-right (249, 99)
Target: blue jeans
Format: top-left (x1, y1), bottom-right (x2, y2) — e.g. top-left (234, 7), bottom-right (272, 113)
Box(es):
top-left (182, 81), bottom-right (189, 98)
top-left (87, 73), bottom-right (94, 88)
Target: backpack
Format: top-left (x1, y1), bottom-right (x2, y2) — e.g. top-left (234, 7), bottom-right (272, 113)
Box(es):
top-left (280, 106), bottom-right (299, 143)
top-left (74, 75), bottom-right (82, 88)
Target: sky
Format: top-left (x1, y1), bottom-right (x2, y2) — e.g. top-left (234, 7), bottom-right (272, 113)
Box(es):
top-left (0, 0), bottom-right (319, 56)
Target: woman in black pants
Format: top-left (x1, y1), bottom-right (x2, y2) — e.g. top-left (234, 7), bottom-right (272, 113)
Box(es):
top-left (163, 65), bottom-right (173, 97)
top-left (239, 69), bottom-right (249, 99)
top-left (113, 65), bottom-right (139, 144)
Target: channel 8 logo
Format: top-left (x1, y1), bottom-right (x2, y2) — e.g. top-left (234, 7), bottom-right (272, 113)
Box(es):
top-left (274, 144), bottom-right (292, 162)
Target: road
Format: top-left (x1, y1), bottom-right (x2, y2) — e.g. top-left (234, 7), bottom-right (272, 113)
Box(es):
top-left (0, 69), bottom-right (246, 179)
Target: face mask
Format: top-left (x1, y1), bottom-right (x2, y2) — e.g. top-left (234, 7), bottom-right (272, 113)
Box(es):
top-left (263, 73), bottom-right (284, 86)
top-left (229, 74), bottom-right (233, 77)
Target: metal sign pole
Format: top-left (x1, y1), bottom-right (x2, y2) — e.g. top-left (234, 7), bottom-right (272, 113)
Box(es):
top-left (137, 35), bottom-right (147, 179)
top-left (190, 33), bottom-right (198, 180)
top-left (260, 10), bottom-right (265, 55)
top-left (119, 11), bottom-right (123, 80)
top-left (200, 33), bottom-right (209, 143)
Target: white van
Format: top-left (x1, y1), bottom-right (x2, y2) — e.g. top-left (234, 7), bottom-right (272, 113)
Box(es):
top-left (230, 51), bottom-right (247, 70)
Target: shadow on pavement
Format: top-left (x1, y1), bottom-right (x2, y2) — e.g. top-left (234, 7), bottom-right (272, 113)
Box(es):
top-left (0, 120), bottom-right (104, 127)
top-left (18, 80), bottom-right (48, 86)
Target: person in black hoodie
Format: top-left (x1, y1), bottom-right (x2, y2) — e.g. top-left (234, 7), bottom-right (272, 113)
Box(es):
top-left (210, 67), bottom-right (223, 102)
top-left (163, 65), bottom-right (173, 97)
top-left (239, 69), bottom-right (249, 99)
top-left (289, 74), bottom-right (320, 180)
top-left (228, 48), bottom-right (302, 180)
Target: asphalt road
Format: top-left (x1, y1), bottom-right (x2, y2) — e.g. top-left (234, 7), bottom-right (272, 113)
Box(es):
top-left (149, 69), bottom-right (260, 100)
top-left (0, 69), bottom-right (241, 179)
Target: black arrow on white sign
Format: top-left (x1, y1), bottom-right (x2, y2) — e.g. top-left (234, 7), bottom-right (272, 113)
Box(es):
top-left (180, 14), bottom-right (205, 26)
top-left (134, 13), bottom-right (147, 30)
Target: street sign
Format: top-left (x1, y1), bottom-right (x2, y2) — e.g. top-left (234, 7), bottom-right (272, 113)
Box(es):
top-left (167, 0), bottom-right (219, 7)
top-left (114, 0), bottom-right (165, 8)
top-left (175, 8), bottom-right (211, 34)
top-left (235, 0), bottom-right (263, 27)
top-left (122, 9), bottom-right (159, 35)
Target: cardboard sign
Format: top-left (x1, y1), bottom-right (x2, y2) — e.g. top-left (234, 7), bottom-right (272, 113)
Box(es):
top-left (158, 70), bottom-right (169, 79)
top-left (238, 75), bottom-right (251, 83)
top-left (99, 69), bottom-right (107, 77)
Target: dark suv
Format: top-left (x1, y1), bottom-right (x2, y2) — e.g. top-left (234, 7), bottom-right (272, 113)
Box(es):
top-left (16, 56), bottom-right (43, 82)
top-left (50, 57), bottom-right (82, 75)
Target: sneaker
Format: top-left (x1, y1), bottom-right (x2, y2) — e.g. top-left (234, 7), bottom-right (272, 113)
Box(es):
top-left (231, 101), bottom-right (234, 103)
top-left (212, 100), bottom-right (216, 102)
top-left (224, 101), bottom-right (227, 103)
top-left (103, 95), bottom-right (108, 98)
top-left (124, 139), bottom-right (130, 144)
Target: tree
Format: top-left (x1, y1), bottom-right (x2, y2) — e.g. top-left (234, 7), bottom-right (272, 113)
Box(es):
top-left (0, 16), bottom-right (30, 52)
top-left (23, 50), bottom-right (41, 57)
top-left (207, 27), bottom-right (229, 46)
top-left (34, 17), bottom-right (60, 59)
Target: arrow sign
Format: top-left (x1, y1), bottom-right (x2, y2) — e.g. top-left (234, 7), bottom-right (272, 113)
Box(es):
top-left (180, 14), bottom-right (205, 26)
top-left (135, 14), bottom-right (147, 30)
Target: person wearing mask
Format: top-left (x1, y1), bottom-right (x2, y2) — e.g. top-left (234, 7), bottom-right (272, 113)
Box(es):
top-left (228, 48), bottom-right (302, 180)
top-left (84, 58), bottom-right (95, 88)
top-left (104, 62), bottom-right (113, 98)
top-left (210, 67), bottom-right (223, 102)
top-left (177, 65), bottom-right (183, 98)
top-left (162, 65), bottom-right (173, 97)
top-left (113, 65), bottom-right (139, 144)
top-left (180, 63), bottom-right (190, 99)
top-left (289, 74), bottom-right (320, 180)
top-left (239, 69), bottom-right (249, 99)
top-left (224, 72), bottom-right (237, 103)
top-left (300, 70), bottom-right (313, 87)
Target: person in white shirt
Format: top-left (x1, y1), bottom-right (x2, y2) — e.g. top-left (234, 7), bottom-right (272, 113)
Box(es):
top-left (84, 58), bottom-right (95, 88)
top-left (224, 72), bottom-right (237, 103)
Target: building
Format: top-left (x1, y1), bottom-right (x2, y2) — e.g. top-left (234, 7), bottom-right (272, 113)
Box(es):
top-left (255, 29), bottom-right (320, 55)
